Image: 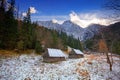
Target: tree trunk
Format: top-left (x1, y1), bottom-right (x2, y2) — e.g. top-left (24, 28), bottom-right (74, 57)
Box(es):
top-left (110, 63), bottom-right (112, 71)
top-left (105, 52), bottom-right (113, 71)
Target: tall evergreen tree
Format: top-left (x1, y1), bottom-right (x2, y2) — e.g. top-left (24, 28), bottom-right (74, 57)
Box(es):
top-left (0, 0), bottom-right (6, 48)
top-left (6, 0), bottom-right (15, 18)
top-left (52, 30), bottom-right (58, 48)
top-left (23, 7), bottom-right (31, 23)
top-left (0, 0), bottom-right (5, 12)
top-left (0, 0), bottom-right (18, 49)
top-left (18, 7), bottom-right (36, 50)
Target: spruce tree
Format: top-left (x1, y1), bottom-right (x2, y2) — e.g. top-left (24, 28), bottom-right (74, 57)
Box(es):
top-left (0, 0), bottom-right (18, 49)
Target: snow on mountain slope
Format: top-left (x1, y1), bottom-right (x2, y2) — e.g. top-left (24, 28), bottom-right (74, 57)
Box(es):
top-left (38, 21), bottom-right (62, 32)
top-left (83, 24), bottom-right (102, 40)
top-left (37, 20), bottom-right (102, 41)
top-left (62, 20), bottom-right (84, 40)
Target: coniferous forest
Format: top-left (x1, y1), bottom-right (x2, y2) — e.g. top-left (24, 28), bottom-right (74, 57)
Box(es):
top-left (0, 0), bottom-right (83, 53)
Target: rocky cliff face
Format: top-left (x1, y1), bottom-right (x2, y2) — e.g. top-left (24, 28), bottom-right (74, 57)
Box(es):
top-left (37, 20), bottom-right (103, 41)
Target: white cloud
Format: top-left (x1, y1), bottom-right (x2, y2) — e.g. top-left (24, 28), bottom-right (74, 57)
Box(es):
top-left (69, 11), bottom-right (111, 28)
top-left (22, 7), bottom-right (37, 17)
top-left (51, 19), bottom-right (65, 24)
top-left (32, 15), bottom-right (68, 24)
top-left (30, 7), bottom-right (37, 14)
top-left (57, 20), bottom-right (65, 24)
top-left (52, 19), bottom-right (58, 23)
top-left (32, 11), bottom-right (116, 27)
top-left (22, 12), bottom-right (27, 17)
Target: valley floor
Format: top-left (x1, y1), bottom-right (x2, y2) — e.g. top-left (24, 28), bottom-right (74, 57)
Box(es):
top-left (0, 51), bottom-right (120, 80)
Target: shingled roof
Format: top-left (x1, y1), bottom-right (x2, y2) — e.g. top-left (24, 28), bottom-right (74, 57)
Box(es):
top-left (73, 49), bottom-right (84, 55)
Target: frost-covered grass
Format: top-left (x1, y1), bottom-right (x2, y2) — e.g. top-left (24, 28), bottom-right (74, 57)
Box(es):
top-left (0, 53), bottom-right (120, 80)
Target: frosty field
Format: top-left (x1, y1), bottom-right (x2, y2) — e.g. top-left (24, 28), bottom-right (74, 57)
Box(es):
top-left (0, 53), bottom-right (120, 80)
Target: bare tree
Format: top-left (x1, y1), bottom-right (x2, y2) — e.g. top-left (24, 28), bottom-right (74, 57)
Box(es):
top-left (104, 0), bottom-right (120, 21)
top-left (105, 0), bottom-right (120, 12)
top-left (98, 39), bottom-right (113, 71)
top-left (98, 27), bottom-right (114, 71)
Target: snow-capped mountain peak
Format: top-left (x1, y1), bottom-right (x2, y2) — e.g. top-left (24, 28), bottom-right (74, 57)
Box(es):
top-left (37, 20), bottom-right (102, 41)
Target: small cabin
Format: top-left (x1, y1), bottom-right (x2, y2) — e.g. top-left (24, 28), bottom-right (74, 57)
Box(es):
top-left (43, 48), bottom-right (66, 62)
top-left (69, 49), bottom-right (84, 58)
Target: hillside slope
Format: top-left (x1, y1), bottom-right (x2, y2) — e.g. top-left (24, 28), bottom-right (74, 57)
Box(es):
top-left (84, 22), bottom-right (120, 54)
top-left (35, 25), bottom-right (83, 51)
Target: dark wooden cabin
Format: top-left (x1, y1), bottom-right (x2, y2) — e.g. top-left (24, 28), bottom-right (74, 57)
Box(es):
top-left (43, 48), bottom-right (66, 62)
top-left (69, 49), bottom-right (84, 58)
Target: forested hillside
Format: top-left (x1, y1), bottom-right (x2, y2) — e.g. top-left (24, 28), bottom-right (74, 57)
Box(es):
top-left (84, 22), bottom-right (120, 55)
top-left (0, 0), bottom-right (82, 53)
top-left (35, 26), bottom-right (83, 51)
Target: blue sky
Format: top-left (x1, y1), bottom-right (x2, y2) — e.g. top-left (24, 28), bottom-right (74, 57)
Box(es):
top-left (16, 0), bottom-right (106, 24)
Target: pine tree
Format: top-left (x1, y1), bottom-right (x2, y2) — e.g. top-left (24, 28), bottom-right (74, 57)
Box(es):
top-left (0, 0), bottom-right (18, 49)
top-left (35, 41), bottom-right (43, 54)
top-left (0, 0), bottom-right (5, 12)
top-left (7, 0), bottom-right (15, 18)
top-left (19, 7), bottom-right (36, 50)
top-left (23, 7), bottom-right (31, 23)
top-left (52, 30), bottom-right (58, 48)
top-left (77, 38), bottom-right (83, 51)
top-left (0, 0), bottom-right (6, 48)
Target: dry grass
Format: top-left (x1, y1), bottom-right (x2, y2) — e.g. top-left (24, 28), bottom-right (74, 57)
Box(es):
top-left (87, 61), bottom-right (93, 65)
top-left (18, 49), bottom-right (34, 54)
top-left (88, 54), bottom-right (96, 60)
top-left (76, 68), bottom-right (89, 77)
top-left (0, 50), bottom-right (20, 59)
top-left (77, 61), bottom-right (85, 66)
top-left (0, 49), bottom-right (35, 59)
top-left (85, 54), bottom-right (98, 61)
top-left (63, 51), bottom-right (69, 54)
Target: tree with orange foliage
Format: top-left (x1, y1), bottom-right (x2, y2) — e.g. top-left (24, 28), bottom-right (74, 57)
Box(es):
top-left (98, 39), bottom-right (113, 71)
top-left (99, 39), bottom-right (108, 53)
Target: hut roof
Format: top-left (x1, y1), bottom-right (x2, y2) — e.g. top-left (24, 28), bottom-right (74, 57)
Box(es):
top-left (73, 49), bottom-right (84, 55)
top-left (48, 48), bottom-right (66, 57)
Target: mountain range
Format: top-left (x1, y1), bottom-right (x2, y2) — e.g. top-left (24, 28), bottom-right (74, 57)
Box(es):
top-left (37, 20), bottom-right (105, 41)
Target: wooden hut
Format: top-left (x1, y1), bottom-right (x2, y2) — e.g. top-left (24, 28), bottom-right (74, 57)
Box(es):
top-left (69, 49), bottom-right (84, 58)
top-left (43, 48), bottom-right (66, 62)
